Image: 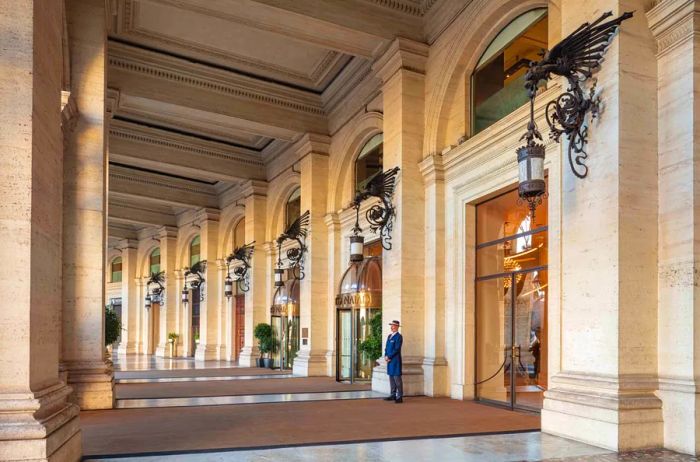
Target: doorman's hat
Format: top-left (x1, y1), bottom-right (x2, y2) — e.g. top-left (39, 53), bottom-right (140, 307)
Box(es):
top-left (389, 320), bottom-right (400, 327)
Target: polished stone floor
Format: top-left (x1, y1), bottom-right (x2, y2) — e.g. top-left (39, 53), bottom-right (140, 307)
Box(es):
top-left (112, 354), bottom-right (239, 371)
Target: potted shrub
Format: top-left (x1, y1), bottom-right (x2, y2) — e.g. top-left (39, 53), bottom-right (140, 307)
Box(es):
top-left (104, 305), bottom-right (122, 354)
top-left (167, 332), bottom-right (179, 357)
top-left (254, 323), bottom-right (273, 368)
top-left (359, 312), bottom-right (382, 377)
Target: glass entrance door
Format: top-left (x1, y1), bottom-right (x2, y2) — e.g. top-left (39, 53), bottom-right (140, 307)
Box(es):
top-left (474, 187), bottom-right (548, 411)
top-left (337, 310), bottom-right (352, 381)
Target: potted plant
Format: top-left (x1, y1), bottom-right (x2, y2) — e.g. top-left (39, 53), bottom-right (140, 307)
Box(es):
top-left (254, 323), bottom-right (273, 368)
top-left (359, 312), bottom-right (382, 377)
top-left (104, 304), bottom-right (122, 354)
top-left (167, 332), bottom-right (179, 357)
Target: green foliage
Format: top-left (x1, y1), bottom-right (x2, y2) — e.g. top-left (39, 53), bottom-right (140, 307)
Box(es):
top-left (359, 312), bottom-right (383, 362)
top-left (105, 305), bottom-right (122, 346)
top-left (254, 323), bottom-right (273, 356)
top-left (168, 332), bottom-right (179, 342)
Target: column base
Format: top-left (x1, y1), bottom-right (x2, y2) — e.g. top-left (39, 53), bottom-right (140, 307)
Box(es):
top-left (0, 382), bottom-right (82, 462)
top-left (115, 341), bottom-right (137, 356)
top-left (657, 377), bottom-right (700, 455)
top-left (194, 343), bottom-right (219, 361)
top-left (542, 372), bottom-right (663, 452)
top-left (238, 346), bottom-right (260, 367)
top-left (371, 356), bottom-right (425, 396)
top-left (292, 349), bottom-right (329, 376)
top-left (422, 357), bottom-right (448, 397)
top-left (154, 343), bottom-right (169, 358)
top-left (63, 360), bottom-right (114, 410)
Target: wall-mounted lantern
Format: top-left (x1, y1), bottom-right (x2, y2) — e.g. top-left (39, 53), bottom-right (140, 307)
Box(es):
top-left (145, 271), bottom-right (165, 308)
top-left (351, 167), bottom-right (400, 251)
top-left (516, 11), bottom-right (633, 217)
top-left (181, 260), bottom-right (206, 304)
top-left (276, 210), bottom-right (310, 282)
top-left (224, 242), bottom-right (255, 297)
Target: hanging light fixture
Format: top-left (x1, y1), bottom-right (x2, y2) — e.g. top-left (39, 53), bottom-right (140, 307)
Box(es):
top-left (224, 275), bottom-right (233, 298)
top-left (144, 294), bottom-right (152, 309)
top-left (224, 242), bottom-right (255, 295)
top-left (349, 201), bottom-right (364, 262)
top-left (181, 285), bottom-right (189, 304)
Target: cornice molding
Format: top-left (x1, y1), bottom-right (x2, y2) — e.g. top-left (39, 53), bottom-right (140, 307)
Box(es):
top-left (362, 0), bottom-right (438, 16)
top-left (109, 120), bottom-right (264, 168)
top-left (647, 0), bottom-right (700, 56)
top-left (194, 207), bottom-right (221, 223)
top-left (61, 90), bottom-right (79, 145)
top-left (109, 42), bottom-right (325, 116)
top-left (418, 153), bottom-right (445, 185)
top-left (109, 166), bottom-right (217, 196)
top-left (293, 132), bottom-right (332, 158)
top-left (106, 87), bottom-right (121, 118)
top-left (372, 37), bottom-right (429, 83)
top-left (158, 225), bottom-right (179, 239)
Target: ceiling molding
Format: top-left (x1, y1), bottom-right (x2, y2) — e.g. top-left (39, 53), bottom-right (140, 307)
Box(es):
top-left (109, 41), bottom-right (325, 116)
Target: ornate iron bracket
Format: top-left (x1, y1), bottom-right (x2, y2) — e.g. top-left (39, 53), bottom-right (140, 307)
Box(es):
top-left (145, 270), bottom-right (165, 306)
top-left (352, 166), bottom-right (400, 251)
top-left (276, 210), bottom-right (310, 281)
top-left (183, 260), bottom-right (206, 301)
top-left (225, 242), bottom-right (255, 293)
top-left (523, 11), bottom-right (633, 178)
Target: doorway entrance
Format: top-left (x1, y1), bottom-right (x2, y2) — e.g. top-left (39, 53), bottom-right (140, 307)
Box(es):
top-left (191, 288), bottom-right (200, 357)
top-left (474, 187), bottom-right (548, 411)
top-left (270, 276), bottom-right (300, 370)
top-left (234, 294), bottom-right (245, 360)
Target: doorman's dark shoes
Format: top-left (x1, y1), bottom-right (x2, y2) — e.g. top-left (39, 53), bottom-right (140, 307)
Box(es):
top-left (394, 398), bottom-right (403, 403)
top-left (383, 396), bottom-right (396, 401)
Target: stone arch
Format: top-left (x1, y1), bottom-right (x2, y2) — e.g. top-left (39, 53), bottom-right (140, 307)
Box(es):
top-left (177, 229), bottom-right (202, 269)
top-left (423, 0), bottom-right (547, 156)
top-left (106, 251), bottom-right (123, 283)
top-left (138, 243), bottom-right (161, 279)
top-left (267, 171), bottom-right (301, 242)
top-left (218, 207), bottom-right (246, 260)
top-left (328, 111), bottom-right (383, 212)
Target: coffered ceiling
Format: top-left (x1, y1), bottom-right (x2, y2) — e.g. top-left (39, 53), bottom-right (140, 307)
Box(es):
top-left (105, 0), bottom-right (452, 239)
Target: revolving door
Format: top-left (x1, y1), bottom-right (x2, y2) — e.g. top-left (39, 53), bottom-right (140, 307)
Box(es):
top-left (271, 278), bottom-right (300, 370)
top-left (335, 256), bottom-right (382, 382)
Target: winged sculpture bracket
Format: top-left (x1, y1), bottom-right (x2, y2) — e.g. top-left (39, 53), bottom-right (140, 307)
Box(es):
top-left (523, 11), bottom-right (633, 180)
top-left (225, 242), bottom-right (255, 293)
top-left (145, 270), bottom-right (165, 307)
top-left (352, 166), bottom-right (400, 251)
top-left (276, 210), bottom-right (310, 281)
top-left (183, 260), bottom-right (207, 302)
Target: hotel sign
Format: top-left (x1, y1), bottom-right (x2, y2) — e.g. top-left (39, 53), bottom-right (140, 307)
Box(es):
top-left (335, 291), bottom-right (382, 309)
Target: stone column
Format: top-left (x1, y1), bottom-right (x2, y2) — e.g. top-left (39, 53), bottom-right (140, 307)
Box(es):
top-left (541, 0), bottom-right (662, 451)
top-left (134, 278), bottom-right (145, 354)
top-left (116, 240), bottom-right (139, 355)
top-left (293, 135), bottom-right (332, 376)
top-left (371, 38), bottom-right (429, 395)
top-left (155, 226), bottom-right (178, 357)
top-left (419, 154), bottom-right (448, 397)
top-left (61, 0), bottom-right (113, 410)
top-left (239, 181), bottom-right (268, 366)
top-left (648, 0), bottom-right (700, 454)
top-left (0, 1), bottom-right (82, 459)
top-left (325, 212), bottom-right (342, 377)
top-left (195, 209), bottom-right (221, 361)
top-left (216, 259), bottom-right (228, 360)
top-left (173, 270), bottom-right (186, 357)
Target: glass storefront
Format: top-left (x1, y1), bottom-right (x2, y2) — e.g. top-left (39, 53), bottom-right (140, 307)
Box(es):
top-left (270, 277), bottom-right (300, 370)
top-left (335, 255), bottom-right (382, 383)
top-left (475, 187), bottom-right (548, 410)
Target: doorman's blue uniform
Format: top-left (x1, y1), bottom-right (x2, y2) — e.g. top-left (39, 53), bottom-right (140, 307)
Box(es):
top-left (385, 332), bottom-right (403, 376)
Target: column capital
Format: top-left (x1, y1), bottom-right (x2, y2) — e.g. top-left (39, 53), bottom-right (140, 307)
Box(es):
top-left (293, 132), bottom-right (331, 159)
top-left (419, 153), bottom-right (445, 186)
top-left (647, 0), bottom-right (699, 56)
top-left (106, 87), bottom-right (121, 119)
top-left (372, 37), bottom-right (429, 83)
top-left (324, 212), bottom-right (340, 229)
top-left (216, 258), bottom-right (227, 270)
top-left (157, 225), bottom-right (178, 239)
top-left (241, 179), bottom-right (268, 198)
top-left (117, 238), bottom-right (139, 250)
top-left (194, 207), bottom-right (221, 224)
top-left (262, 240), bottom-right (276, 255)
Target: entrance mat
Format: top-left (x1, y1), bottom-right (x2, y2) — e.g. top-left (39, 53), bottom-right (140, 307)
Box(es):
top-left (81, 397), bottom-right (540, 457)
top-left (114, 367), bottom-right (288, 380)
top-left (116, 377), bottom-right (372, 399)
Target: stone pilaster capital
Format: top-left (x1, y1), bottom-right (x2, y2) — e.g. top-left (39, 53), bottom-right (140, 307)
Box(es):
top-left (419, 154), bottom-right (445, 185)
top-left (241, 179), bottom-right (268, 198)
top-left (106, 87), bottom-right (121, 119)
top-left (117, 238), bottom-right (139, 250)
top-left (216, 258), bottom-right (227, 271)
top-left (293, 133), bottom-right (331, 159)
top-left (61, 90), bottom-right (79, 142)
top-left (194, 207), bottom-right (221, 224)
top-left (372, 37), bottom-right (429, 83)
top-left (173, 270), bottom-right (184, 280)
top-left (157, 225), bottom-right (178, 240)
top-left (262, 240), bottom-right (276, 255)
top-left (647, 0), bottom-right (700, 56)
top-left (324, 212), bottom-right (340, 229)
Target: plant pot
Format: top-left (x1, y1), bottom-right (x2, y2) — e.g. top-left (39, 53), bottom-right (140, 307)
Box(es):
top-left (262, 357), bottom-right (273, 369)
top-left (256, 357), bottom-right (264, 368)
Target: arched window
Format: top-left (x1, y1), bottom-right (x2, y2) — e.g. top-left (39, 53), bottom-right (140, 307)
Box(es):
top-left (149, 248), bottom-right (161, 275)
top-left (472, 8), bottom-right (548, 135)
top-left (234, 218), bottom-right (245, 249)
top-left (285, 187), bottom-right (301, 229)
top-left (355, 133), bottom-right (383, 192)
top-left (189, 235), bottom-right (201, 266)
top-left (110, 257), bottom-right (122, 283)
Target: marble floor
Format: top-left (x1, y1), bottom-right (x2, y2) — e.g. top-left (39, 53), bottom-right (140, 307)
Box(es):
top-left (112, 354), bottom-right (239, 371)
